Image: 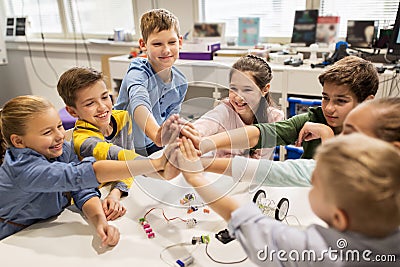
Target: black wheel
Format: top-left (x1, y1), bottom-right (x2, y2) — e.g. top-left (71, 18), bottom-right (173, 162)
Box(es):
top-left (253, 189), bottom-right (266, 204)
top-left (274, 198), bottom-right (289, 221)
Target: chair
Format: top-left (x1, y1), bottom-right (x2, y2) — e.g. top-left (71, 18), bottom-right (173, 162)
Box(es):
top-left (58, 107), bottom-right (77, 130)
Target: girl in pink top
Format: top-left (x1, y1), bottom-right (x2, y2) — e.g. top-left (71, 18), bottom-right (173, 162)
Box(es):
top-left (194, 55), bottom-right (284, 159)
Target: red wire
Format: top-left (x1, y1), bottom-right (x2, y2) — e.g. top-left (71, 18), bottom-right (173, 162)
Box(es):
top-left (143, 207), bottom-right (187, 223)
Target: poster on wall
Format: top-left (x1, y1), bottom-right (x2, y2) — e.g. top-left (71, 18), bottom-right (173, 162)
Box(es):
top-left (291, 10), bottom-right (319, 46)
top-left (238, 17), bottom-right (260, 46)
top-left (316, 16), bottom-right (340, 44)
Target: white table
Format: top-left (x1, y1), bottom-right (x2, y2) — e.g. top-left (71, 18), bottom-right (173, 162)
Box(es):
top-left (0, 173), bottom-right (324, 267)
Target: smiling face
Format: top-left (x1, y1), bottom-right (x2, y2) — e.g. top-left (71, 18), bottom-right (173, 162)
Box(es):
top-left (14, 107), bottom-right (65, 159)
top-left (66, 80), bottom-right (113, 132)
top-left (229, 70), bottom-right (266, 122)
top-left (321, 82), bottom-right (359, 133)
top-left (140, 29), bottom-right (182, 73)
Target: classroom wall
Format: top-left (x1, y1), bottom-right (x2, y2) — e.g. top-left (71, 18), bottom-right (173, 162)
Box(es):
top-left (0, 0), bottom-right (198, 109)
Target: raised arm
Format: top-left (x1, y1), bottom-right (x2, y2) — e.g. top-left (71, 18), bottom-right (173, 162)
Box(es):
top-left (181, 125), bottom-right (260, 155)
top-left (134, 105), bottom-right (162, 146)
top-left (93, 156), bottom-right (165, 183)
top-left (177, 137), bottom-right (239, 221)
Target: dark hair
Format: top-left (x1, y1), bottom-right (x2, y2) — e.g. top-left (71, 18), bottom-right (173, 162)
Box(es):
top-left (57, 67), bottom-right (104, 107)
top-left (0, 95), bottom-right (54, 164)
top-left (318, 56), bottom-right (378, 102)
top-left (229, 54), bottom-right (276, 123)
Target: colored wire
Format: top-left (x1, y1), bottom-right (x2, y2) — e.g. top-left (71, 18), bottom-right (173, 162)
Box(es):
top-left (205, 242), bottom-right (248, 264)
top-left (159, 242), bottom-right (196, 267)
top-left (143, 207), bottom-right (187, 223)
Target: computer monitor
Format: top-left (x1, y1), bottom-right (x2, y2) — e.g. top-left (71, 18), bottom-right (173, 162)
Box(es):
top-left (346, 20), bottom-right (376, 48)
top-left (387, 2), bottom-right (400, 60)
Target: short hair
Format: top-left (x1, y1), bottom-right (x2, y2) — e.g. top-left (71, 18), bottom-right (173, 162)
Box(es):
top-left (315, 133), bottom-right (400, 236)
top-left (361, 97), bottom-right (400, 142)
top-left (57, 67), bottom-right (104, 107)
top-left (318, 56), bottom-right (378, 102)
top-left (140, 8), bottom-right (180, 43)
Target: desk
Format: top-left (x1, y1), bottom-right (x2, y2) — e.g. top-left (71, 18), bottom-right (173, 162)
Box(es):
top-left (108, 55), bottom-right (398, 118)
top-left (0, 174), bottom-right (323, 267)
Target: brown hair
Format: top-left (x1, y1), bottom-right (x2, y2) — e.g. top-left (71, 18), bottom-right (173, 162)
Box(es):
top-left (315, 133), bottom-right (400, 237)
top-left (140, 8), bottom-right (180, 43)
top-left (362, 97), bottom-right (400, 142)
top-left (318, 56), bottom-right (378, 102)
top-left (57, 67), bottom-right (104, 107)
top-left (0, 95), bottom-right (54, 163)
top-left (229, 54), bottom-right (276, 123)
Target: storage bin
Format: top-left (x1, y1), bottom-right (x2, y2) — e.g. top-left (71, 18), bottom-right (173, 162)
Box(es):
top-left (287, 97), bottom-right (322, 117)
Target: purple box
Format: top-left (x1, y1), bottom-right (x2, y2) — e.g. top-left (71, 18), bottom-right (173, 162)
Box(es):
top-left (179, 42), bottom-right (220, 60)
top-left (179, 52), bottom-right (214, 60)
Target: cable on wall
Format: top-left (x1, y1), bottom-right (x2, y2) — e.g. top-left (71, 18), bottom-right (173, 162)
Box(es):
top-left (66, 0), bottom-right (79, 65)
top-left (23, 0), bottom-right (59, 88)
top-left (74, 0), bottom-right (92, 67)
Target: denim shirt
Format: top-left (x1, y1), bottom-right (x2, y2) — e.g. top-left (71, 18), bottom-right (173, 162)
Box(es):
top-left (0, 142), bottom-right (100, 240)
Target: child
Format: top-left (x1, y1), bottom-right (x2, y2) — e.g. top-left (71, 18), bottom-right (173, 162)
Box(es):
top-left (182, 56), bottom-right (379, 159)
top-left (57, 67), bottom-right (134, 221)
top-left (114, 8), bottom-right (187, 157)
top-left (176, 134), bottom-right (400, 266)
top-left (0, 95), bottom-right (171, 241)
top-left (300, 97), bottom-right (400, 146)
top-left (201, 97), bottom-right (400, 187)
top-left (193, 55), bottom-right (284, 159)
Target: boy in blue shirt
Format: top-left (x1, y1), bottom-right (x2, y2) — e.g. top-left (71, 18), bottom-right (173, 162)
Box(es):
top-left (114, 8), bottom-right (187, 156)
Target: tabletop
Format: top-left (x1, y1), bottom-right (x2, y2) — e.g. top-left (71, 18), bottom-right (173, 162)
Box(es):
top-left (0, 173), bottom-right (324, 267)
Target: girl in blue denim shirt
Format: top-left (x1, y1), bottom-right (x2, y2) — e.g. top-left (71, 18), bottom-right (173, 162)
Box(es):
top-left (0, 95), bottom-right (173, 243)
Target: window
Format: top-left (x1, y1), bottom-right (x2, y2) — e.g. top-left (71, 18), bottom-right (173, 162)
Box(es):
top-left (3, 0), bottom-right (136, 38)
top-left (319, 0), bottom-right (399, 38)
top-left (4, 0), bottom-right (62, 34)
top-left (199, 0), bottom-right (307, 38)
top-left (63, 0), bottom-right (135, 36)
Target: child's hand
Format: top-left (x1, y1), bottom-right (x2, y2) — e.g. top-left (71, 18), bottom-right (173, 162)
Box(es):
top-left (97, 223), bottom-right (120, 248)
top-left (180, 124), bottom-right (202, 150)
top-left (176, 137), bottom-right (203, 176)
top-left (296, 122), bottom-right (334, 146)
top-left (102, 194), bottom-right (127, 221)
top-left (163, 161), bottom-right (181, 180)
top-left (156, 114), bottom-right (184, 146)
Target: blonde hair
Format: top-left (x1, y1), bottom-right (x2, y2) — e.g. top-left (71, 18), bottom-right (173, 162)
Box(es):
top-left (140, 8), bottom-right (180, 43)
top-left (361, 97), bottom-right (400, 142)
top-left (0, 95), bottom-right (54, 163)
top-left (315, 133), bottom-right (400, 237)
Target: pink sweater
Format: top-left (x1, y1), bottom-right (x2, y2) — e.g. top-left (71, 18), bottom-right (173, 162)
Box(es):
top-left (194, 99), bottom-right (284, 159)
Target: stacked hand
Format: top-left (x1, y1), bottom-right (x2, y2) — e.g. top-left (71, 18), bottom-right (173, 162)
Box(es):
top-left (158, 114), bottom-right (204, 179)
